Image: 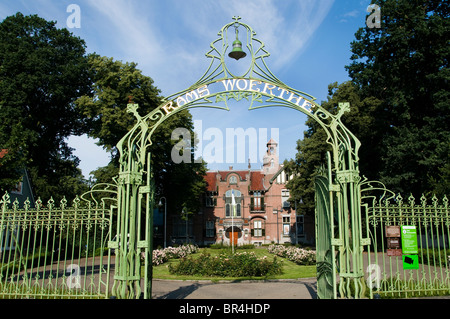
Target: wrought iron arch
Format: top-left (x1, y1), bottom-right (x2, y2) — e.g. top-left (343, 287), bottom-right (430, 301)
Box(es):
top-left (111, 17), bottom-right (367, 299)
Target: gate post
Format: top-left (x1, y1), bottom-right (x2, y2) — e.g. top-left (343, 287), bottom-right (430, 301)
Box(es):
top-left (111, 102), bottom-right (153, 299)
top-left (334, 168), bottom-right (366, 298)
top-left (320, 102), bottom-right (367, 299)
top-left (111, 160), bottom-right (144, 299)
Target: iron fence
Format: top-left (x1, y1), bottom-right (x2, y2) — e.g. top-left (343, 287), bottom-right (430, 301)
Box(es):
top-left (0, 186), bottom-right (116, 299)
top-left (362, 189), bottom-right (449, 298)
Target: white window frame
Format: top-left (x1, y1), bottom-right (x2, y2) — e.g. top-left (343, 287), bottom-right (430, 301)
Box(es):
top-left (253, 220), bottom-right (263, 237)
top-left (282, 216), bottom-right (290, 236)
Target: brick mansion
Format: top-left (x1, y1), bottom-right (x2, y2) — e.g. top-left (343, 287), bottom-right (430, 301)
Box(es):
top-left (158, 139), bottom-right (314, 247)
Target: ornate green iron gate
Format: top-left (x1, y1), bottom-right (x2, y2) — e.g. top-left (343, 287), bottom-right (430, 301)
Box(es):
top-left (110, 17), bottom-right (368, 299)
top-left (361, 181), bottom-right (450, 298)
top-left (0, 17), bottom-right (375, 299)
top-left (0, 184), bottom-right (116, 299)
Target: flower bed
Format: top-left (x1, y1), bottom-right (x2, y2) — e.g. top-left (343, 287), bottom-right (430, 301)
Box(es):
top-left (268, 244), bottom-right (316, 265)
top-left (168, 251), bottom-right (283, 277)
top-left (152, 244), bottom-right (199, 266)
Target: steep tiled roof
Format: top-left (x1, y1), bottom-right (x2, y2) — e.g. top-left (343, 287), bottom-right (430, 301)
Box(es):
top-left (218, 171), bottom-right (248, 181)
top-left (203, 169), bottom-right (267, 192)
top-left (205, 172), bottom-right (217, 192)
top-left (250, 171), bottom-right (265, 191)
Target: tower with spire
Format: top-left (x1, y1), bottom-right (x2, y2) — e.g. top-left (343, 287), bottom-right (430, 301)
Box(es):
top-left (262, 138), bottom-right (279, 174)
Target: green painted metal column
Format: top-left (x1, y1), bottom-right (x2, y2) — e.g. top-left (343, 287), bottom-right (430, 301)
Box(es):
top-left (111, 102), bottom-right (153, 299)
top-left (112, 160), bottom-right (143, 298)
top-left (320, 102), bottom-right (367, 299)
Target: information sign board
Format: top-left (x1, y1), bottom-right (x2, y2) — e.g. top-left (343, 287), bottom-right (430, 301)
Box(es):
top-left (401, 225), bottom-right (418, 255)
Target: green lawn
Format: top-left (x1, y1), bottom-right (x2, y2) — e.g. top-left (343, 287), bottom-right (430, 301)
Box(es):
top-left (152, 247), bottom-right (317, 281)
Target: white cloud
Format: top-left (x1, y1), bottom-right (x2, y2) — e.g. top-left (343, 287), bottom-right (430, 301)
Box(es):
top-left (343, 9), bottom-right (360, 17)
top-left (180, 0), bottom-right (335, 71)
top-left (83, 0), bottom-right (334, 95)
top-left (86, 1), bottom-right (161, 60)
top-left (68, 0), bottom-right (334, 173)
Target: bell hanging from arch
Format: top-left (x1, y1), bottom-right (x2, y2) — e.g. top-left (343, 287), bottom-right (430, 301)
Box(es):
top-left (229, 39), bottom-right (246, 60)
top-left (228, 26), bottom-right (246, 60)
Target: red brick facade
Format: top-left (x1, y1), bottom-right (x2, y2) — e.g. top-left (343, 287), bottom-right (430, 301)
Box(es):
top-left (166, 139), bottom-right (314, 247)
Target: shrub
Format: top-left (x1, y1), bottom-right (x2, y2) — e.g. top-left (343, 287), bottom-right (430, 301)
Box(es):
top-left (209, 243), bottom-right (255, 250)
top-left (268, 244), bottom-right (316, 265)
top-left (152, 244), bottom-right (198, 266)
top-left (168, 251), bottom-right (283, 277)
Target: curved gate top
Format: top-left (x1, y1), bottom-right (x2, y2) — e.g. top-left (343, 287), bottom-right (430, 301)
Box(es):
top-left (112, 17), bottom-right (367, 299)
top-left (118, 16), bottom-right (360, 170)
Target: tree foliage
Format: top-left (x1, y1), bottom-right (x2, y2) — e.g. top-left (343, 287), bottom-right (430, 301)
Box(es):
top-left (287, 0), bottom-right (449, 214)
top-left (0, 13), bottom-right (206, 215)
top-left (76, 54), bottom-right (207, 215)
top-left (0, 13), bottom-right (91, 200)
top-left (346, 0), bottom-right (449, 196)
top-left (285, 82), bottom-right (382, 215)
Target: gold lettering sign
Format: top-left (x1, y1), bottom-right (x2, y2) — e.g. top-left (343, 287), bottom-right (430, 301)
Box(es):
top-left (161, 78), bottom-right (315, 116)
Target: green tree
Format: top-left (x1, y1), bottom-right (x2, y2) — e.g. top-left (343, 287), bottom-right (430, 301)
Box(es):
top-left (76, 54), bottom-right (207, 215)
top-left (287, 0), bottom-right (449, 211)
top-left (346, 0), bottom-right (449, 196)
top-left (285, 81), bottom-right (381, 215)
top-left (0, 13), bottom-right (91, 200)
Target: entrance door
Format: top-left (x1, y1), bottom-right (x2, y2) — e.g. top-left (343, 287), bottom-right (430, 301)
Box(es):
top-left (226, 227), bottom-right (240, 246)
top-left (230, 232), bottom-right (238, 246)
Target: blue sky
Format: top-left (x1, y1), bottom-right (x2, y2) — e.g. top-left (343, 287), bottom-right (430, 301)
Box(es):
top-left (1, 0), bottom-right (372, 177)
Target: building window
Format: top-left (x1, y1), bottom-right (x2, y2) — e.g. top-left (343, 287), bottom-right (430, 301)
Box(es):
top-left (282, 216), bottom-right (290, 236)
top-left (250, 191), bottom-right (264, 212)
top-left (229, 175), bottom-right (237, 184)
top-left (284, 171), bottom-right (290, 182)
top-left (205, 220), bottom-right (215, 237)
top-left (225, 202), bottom-right (241, 217)
top-left (225, 190), bottom-right (241, 217)
top-left (205, 192), bottom-right (216, 207)
top-left (282, 189), bottom-right (290, 208)
top-left (252, 220), bottom-right (264, 237)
